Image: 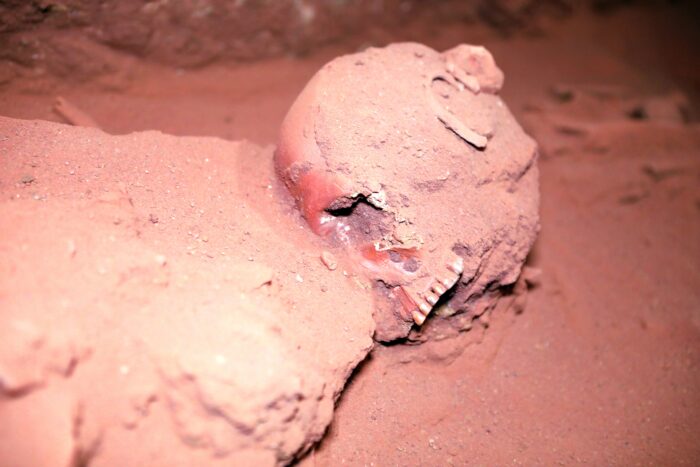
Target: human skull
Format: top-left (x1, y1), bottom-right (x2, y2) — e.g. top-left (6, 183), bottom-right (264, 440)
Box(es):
top-left (275, 43), bottom-right (539, 341)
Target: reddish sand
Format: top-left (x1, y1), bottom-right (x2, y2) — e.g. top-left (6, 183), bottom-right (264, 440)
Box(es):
top-left (0, 117), bottom-right (378, 465)
top-left (1, 3), bottom-right (699, 466)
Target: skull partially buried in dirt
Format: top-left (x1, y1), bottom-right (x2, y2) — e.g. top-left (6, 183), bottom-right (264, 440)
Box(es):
top-left (276, 43), bottom-right (539, 341)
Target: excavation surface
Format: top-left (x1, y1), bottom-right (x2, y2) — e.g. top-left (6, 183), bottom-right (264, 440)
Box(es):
top-left (1, 3), bottom-right (699, 465)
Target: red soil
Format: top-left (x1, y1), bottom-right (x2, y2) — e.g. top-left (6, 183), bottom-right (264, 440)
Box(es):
top-left (1, 3), bottom-right (699, 466)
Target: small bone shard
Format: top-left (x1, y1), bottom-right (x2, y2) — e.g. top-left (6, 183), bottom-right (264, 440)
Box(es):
top-left (445, 61), bottom-right (481, 93)
top-left (428, 78), bottom-right (489, 149)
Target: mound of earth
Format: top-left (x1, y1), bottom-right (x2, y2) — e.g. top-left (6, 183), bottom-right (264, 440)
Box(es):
top-left (0, 116), bottom-right (374, 466)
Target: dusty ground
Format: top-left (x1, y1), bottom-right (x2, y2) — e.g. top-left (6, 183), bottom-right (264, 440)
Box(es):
top-left (1, 2), bottom-right (699, 465)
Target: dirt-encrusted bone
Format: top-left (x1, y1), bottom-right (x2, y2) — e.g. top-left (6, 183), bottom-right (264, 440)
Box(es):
top-left (276, 42), bottom-right (539, 341)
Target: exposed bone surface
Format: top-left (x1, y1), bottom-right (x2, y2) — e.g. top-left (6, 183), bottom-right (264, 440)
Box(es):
top-left (276, 43), bottom-right (540, 340)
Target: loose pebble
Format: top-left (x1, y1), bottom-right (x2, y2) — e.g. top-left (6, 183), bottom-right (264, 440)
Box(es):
top-left (320, 250), bottom-right (338, 271)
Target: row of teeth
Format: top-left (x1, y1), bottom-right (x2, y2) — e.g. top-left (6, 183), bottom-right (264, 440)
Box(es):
top-left (411, 257), bottom-right (464, 325)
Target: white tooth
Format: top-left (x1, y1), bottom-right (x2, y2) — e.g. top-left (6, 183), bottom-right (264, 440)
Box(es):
top-left (432, 283), bottom-right (446, 295)
top-left (419, 302), bottom-right (432, 315)
top-left (412, 310), bottom-right (426, 325)
top-left (425, 293), bottom-right (438, 305)
top-left (449, 258), bottom-right (464, 274)
top-left (442, 277), bottom-right (455, 288)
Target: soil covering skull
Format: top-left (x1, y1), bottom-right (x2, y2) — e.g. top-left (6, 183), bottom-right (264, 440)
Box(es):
top-left (276, 43), bottom-right (540, 340)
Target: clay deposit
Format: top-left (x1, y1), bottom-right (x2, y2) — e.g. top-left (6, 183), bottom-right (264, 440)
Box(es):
top-left (0, 118), bottom-right (377, 465)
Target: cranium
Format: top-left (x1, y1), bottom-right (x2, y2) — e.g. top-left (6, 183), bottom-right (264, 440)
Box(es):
top-left (276, 43), bottom-right (539, 340)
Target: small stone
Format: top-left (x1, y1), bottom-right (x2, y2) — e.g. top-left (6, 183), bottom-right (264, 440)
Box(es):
top-left (20, 175), bottom-right (35, 185)
top-left (320, 251), bottom-right (338, 271)
top-left (522, 266), bottom-right (542, 287)
top-left (67, 239), bottom-right (76, 258)
top-left (154, 254), bottom-right (167, 267)
top-left (295, 273), bottom-right (304, 283)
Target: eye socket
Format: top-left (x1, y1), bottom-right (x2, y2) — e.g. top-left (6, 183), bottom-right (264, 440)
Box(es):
top-left (403, 257), bottom-right (421, 273)
top-left (325, 194), bottom-right (378, 217)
